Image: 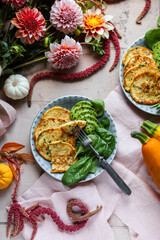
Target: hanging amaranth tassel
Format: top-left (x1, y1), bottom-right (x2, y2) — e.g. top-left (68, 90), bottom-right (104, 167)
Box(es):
top-left (28, 26), bottom-right (122, 107)
top-left (0, 143), bottom-right (102, 240)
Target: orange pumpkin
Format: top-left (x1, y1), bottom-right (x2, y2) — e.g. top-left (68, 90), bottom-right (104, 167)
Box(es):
top-left (0, 164), bottom-right (13, 190)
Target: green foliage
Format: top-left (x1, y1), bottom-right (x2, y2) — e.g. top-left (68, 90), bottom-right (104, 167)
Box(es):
top-left (158, 16), bottom-right (160, 27)
top-left (62, 156), bottom-right (93, 186)
top-left (96, 127), bottom-right (115, 157)
top-left (10, 44), bottom-right (26, 57)
top-left (99, 117), bottom-right (110, 130)
top-left (77, 1), bottom-right (87, 12)
top-left (91, 99), bottom-right (105, 117)
top-left (89, 40), bottom-right (105, 55)
top-left (145, 28), bottom-right (160, 49)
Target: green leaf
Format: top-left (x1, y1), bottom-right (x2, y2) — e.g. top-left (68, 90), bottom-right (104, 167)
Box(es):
top-left (91, 99), bottom-right (105, 117)
top-left (2, 52), bottom-right (10, 58)
top-left (99, 117), bottom-right (110, 130)
top-left (96, 128), bottom-right (116, 157)
top-left (3, 68), bottom-right (14, 76)
top-left (89, 158), bottom-right (98, 173)
top-left (157, 16), bottom-right (160, 27)
top-left (0, 41), bottom-right (8, 52)
top-left (77, 1), bottom-right (87, 12)
top-left (145, 28), bottom-right (160, 49)
top-left (10, 44), bottom-right (26, 56)
top-left (89, 40), bottom-right (105, 55)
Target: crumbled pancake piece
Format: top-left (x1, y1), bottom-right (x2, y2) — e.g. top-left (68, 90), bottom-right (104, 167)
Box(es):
top-left (60, 120), bottom-right (86, 134)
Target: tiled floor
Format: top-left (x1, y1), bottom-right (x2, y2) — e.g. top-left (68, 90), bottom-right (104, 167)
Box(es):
top-left (0, 1), bottom-right (159, 239)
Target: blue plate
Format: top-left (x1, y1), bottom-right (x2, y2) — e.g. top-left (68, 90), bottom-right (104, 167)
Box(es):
top-left (119, 36), bottom-right (160, 115)
top-left (30, 95), bottom-right (118, 183)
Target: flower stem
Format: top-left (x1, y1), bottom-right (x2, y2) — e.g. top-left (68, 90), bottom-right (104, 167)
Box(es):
top-left (12, 56), bottom-right (47, 70)
top-left (27, 49), bottom-right (47, 61)
top-left (3, 22), bottom-right (12, 41)
top-left (7, 56), bottom-right (19, 67)
top-left (150, 103), bottom-right (160, 109)
top-left (0, 4), bottom-right (10, 35)
top-left (45, 24), bottom-right (52, 33)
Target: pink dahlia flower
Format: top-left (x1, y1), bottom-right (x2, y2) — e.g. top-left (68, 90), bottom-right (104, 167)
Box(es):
top-left (3, 0), bottom-right (28, 8)
top-left (11, 7), bottom-right (46, 44)
top-left (50, 0), bottom-right (83, 34)
top-left (45, 35), bottom-right (82, 69)
top-left (82, 8), bottom-right (114, 43)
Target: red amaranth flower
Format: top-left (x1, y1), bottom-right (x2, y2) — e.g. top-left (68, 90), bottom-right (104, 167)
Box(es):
top-left (136, 0), bottom-right (151, 24)
top-left (11, 7), bottom-right (46, 44)
top-left (28, 38), bottom-right (111, 107)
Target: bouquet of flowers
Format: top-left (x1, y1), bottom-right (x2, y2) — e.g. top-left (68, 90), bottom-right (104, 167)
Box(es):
top-left (0, 0), bottom-right (123, 90)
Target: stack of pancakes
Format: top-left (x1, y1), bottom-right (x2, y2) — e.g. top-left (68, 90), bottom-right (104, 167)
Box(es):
top-left (123, 46), bottom-right (160, 104)
top-left (34, 106), bottom-right (86, 173)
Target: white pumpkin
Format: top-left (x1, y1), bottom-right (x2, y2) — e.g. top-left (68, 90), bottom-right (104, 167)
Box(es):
top-left (3, 74), bottom-right (30, 100)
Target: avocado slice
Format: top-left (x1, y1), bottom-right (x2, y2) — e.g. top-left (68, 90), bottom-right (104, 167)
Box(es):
top-left (74, 109), bottom-right (97, 120)
top-left (84, 123), bottom-right (97, 134)
top-left (85, 118), bottom-right (98, 128)
top-left (79, 114), bottom-right (98, 124)
top-left (70, 104), bottom-right (94, 120)
top-left (74, 100), bottom-right (92, 107)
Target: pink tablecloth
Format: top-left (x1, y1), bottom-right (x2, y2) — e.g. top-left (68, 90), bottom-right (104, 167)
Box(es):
top-left (0, 99), bottom-right (17, 137)
top-left (17, 85), bottom-right (160, 240)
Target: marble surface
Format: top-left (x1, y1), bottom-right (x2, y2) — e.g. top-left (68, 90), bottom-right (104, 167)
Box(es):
top-left (0, 1), bottom-right (159, 239)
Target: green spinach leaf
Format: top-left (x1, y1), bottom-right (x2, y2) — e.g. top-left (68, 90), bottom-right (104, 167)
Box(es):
top-left (91, 99), bottom-right (105, 117)
top-left (89, 158), bottom-right (98, 173)
top-left (62, 156), bottom-right (93, 186)
top-left (145, 28), bottom-right (160, 49)
top-left (99, 117), bottom-right (110, 130)
top-left (96, 127), bottom-right (115, 157)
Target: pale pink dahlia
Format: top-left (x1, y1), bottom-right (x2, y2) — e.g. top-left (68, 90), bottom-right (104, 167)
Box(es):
top-left (3, 0), bottom-right (28, 8)
top-left (82, 8), bottom-right (114, 43)
top-left (11, 7), bottom-right (46, 44)
top-left (50, 0), bottom-right (83, 34)
top-left (45, 36), bottom-right (82, 69)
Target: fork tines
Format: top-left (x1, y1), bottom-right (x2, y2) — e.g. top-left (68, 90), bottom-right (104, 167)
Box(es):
top-left (72, 124), bottom-right (88, 142)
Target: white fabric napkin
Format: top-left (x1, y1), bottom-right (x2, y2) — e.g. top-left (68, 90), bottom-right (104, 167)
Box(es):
top-left (18, 85), bottom-right (160, 240)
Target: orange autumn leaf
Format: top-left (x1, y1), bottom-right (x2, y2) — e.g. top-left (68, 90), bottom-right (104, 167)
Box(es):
top-left (7, 161), bottom-right (18, 181)
top-left (1, 142), bottom-right (25, 153)
top-left (16, 153), bottom-right (35, 162)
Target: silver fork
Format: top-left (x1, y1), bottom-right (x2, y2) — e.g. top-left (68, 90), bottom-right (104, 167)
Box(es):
top-left (73, 125), bottom-right (131, 196)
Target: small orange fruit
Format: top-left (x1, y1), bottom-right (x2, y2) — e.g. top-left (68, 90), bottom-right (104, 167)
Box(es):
top-left (0, 163), bottom-right (13, 190)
